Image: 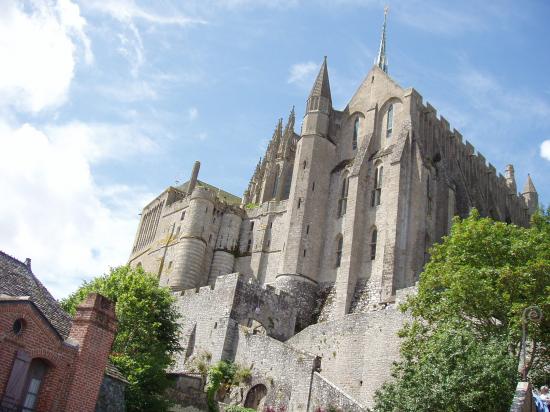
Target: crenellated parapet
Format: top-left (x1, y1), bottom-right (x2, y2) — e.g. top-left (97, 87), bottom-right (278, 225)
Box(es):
top-left (408, 90), bottom-right (535, 226)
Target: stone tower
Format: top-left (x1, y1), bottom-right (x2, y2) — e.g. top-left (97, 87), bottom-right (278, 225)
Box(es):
top-left (276, 57), bottom-right (335, 330)
top-left (522, 174), bottom-right (539, 216)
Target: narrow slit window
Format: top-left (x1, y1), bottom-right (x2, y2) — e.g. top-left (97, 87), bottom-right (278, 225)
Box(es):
top-left (335, 235), bottom-right (343, 268)
top-left (338, 175), bottom-right (349, 217)
top-left (370, 229), bottom-right (378, 260)
top-left (386, 104), bottom-right (393, 139)
top-left (371, 166), bottom-right (383, 207)
top-left (353, 118), bottom-right (359, 150)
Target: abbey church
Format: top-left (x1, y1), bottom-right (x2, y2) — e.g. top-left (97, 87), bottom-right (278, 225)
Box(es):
top-left (128, 10), bottom-right (538, 411)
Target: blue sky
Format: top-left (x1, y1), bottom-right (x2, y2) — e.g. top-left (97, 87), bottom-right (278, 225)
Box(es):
top-left (0, 0), bottom-right (548, 298)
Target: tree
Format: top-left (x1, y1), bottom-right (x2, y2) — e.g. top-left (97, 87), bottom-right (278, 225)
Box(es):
top-left (61, 265), bottom-right (181, 412)
top-left (374, 209), bottom-right (550, 412)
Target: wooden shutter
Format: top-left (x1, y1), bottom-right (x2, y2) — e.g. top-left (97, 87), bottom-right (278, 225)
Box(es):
top-left (1, 350), bottom-right (32, 409)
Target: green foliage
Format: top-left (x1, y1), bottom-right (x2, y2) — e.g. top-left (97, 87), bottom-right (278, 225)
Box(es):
top-left (224, 406), bottom-right (256, 412)
top-left (187, 350), bottom-right (212, 380)
top-left (374, 209), bottom-right (550, 412)
top-left (244, 202), bottom-right (259, 210)
top-left (61, 265), bottom-right (182, 412)
top-left (204, 361), bottom-right (251, 412)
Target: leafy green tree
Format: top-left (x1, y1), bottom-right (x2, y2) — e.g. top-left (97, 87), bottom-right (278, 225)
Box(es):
top-left (374, 209), bottom-right (550, 412)
top-left (61, 265), bottom-right (181, 412)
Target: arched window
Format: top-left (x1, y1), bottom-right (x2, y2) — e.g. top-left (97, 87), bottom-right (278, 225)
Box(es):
top-left (370, 228), bottom-right (378, 260)
top-left (352, 118), bottom-right (359, 150)
top-left (386, 104), bottom-right (394, 139)
top-left (2, 352), bottom-right (49, 412)
top-left (371, 165), bottom-right (383, 207)
top-left (338, 174), bottom-right (349, 217)
top-left (271, 166), bottom-right (280, 198)
top-left (335, 235), bottom-right (343, 268)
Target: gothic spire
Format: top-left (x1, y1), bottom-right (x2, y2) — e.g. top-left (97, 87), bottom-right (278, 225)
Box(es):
top-left (376, 6), bottom-right (389, 73)
top-left (522, 174), bottom-right (537, 194)
top-left (309, 56), bottom-right (332, 101)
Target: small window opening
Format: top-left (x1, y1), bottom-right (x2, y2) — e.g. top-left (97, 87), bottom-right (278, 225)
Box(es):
top-left (303, 160), bottom-right (307, 169)
top-left (335, 236), bottom-right (343, 268)
top-left (298, 198), bottom-right (302, 209)
top-left (306, 225), bottom-right (310, 235)
top-left (353, 118), bottom-right (359, 150)
top-left (250, 222), bottom-right (254, 231)
top-left (371, 166), bottom-right (383, 207)
top-left (13, 319), bottom-right (25, 335)
top-left (370, 229), bottom-right (378, 260)
top-left (312, 182), bottom-right (315, 192)
top-left (168, 261), bottom-right (173, 269)
top-left (180, 211), bottom-right (186, 220)
top-left (338, 175), bottom-right (349, 217)
top-left (386, 104), bottom-right (394, 139)
top-left (303, 249), bottom-right (307, 257)
top-left (205, 207), bottom-right (208, 214)
top-left (247, 239), bottom-right (252, 253)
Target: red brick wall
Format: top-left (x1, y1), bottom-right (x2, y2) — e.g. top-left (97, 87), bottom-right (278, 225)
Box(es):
top-left (64, 293), bottom-right (117, 412)
top-left (0, 294), bottom-right (117, 412)
top-left (0, 302), bottom-right (78, 412)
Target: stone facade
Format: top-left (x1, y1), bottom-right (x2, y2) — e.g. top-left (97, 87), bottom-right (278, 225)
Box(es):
top-left (128, 13), bottom-right (539, 411)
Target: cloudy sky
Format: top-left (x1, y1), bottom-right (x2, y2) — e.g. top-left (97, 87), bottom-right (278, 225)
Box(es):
top-left (1, 0), bottom-right (548, 298)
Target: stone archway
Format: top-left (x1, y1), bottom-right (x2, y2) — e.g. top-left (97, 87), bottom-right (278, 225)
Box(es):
top-left (244, 384), bottom-right (268, 410)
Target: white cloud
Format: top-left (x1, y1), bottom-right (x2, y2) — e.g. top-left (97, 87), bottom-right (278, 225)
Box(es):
top-left (0, 0), bottom-right (91, 113)
top-left (288, 61), bottom-right (318, 86)
top-left (84, 0), bottom-right (207, 26)
top-left (541, 140), bottom-right (550, 162)
top-left (0, 120), bottom-right (155, 298)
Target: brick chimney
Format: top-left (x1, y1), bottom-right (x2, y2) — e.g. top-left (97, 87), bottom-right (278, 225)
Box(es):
top-left (65, 293), bottom-right (117, 412)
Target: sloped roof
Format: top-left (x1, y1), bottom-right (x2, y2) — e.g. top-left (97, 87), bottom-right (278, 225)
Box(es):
top-left (0, 251), bottom-right (72, 339)
top-left (309, 57), bottom-right (332, 101)
top-left (176, 179), bottom-right (241, 205)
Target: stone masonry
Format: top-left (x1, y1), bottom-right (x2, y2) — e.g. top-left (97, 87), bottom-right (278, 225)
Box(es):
top-left (127, 11), bottom-right (539, 411)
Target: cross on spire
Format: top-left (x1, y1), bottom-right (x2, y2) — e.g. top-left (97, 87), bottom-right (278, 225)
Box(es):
top-left (376, 6), bottom-right (389, 73)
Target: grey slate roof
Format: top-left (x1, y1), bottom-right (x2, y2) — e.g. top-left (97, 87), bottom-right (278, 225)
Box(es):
top-left (0, 251), bottom-right (72, 339)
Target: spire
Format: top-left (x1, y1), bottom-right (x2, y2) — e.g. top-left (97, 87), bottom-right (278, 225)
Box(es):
top-left (309, 56), bottom-right (332, 101)
top-left (522, 174), bottom-right (537, 194)
top-left (376, 6), bottom-right (389, 73)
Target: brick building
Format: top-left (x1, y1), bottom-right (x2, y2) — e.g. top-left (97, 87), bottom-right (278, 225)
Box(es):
top-left (0, 251), bottom-right (124, 412)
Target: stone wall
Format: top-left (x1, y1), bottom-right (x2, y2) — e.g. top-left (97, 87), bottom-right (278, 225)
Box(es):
top-left (232, 328), bottom-right (317, 411)
top-left (171, 272), bottom-right (298, 372)
top-left (308, 372), bottom-right (365, 412)
top-left (286, 302), bottom-right (410, 409)
top-left (95, 375), bottom-right (126, 412)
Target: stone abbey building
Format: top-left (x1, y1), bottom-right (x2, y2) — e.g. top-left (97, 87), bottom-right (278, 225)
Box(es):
top-left (128, 11), bottom-right (538, 411)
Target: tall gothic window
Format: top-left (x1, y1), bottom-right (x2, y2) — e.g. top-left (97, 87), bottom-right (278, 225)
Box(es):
top-left (352, 118), bottom-right (359, 150)
top-left (335, 235), bottom-right (343, 268)
top-left (271, 166), bottom-right (280, 198)
top-left (370, 228), bottom-right (378, 260)
top-left (386, 104), bottom-right (394, 139)
top-left (371, 165), bottom-right (383, 207)
top-left (338, 174), bottom-right (349, 217)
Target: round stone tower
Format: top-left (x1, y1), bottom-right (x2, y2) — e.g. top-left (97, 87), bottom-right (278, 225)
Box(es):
top-left (208, 208), bottom-right (243, 284)
top-left (170, 187), bottom-right (215, 291)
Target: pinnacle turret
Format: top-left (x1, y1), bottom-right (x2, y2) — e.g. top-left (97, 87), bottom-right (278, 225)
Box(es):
top-left (309, 56), bottom-right (331, 102)
top-left (522, 174), bottom-right (537, 194)
top-left (375, 6), bottom-right (389, 73)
